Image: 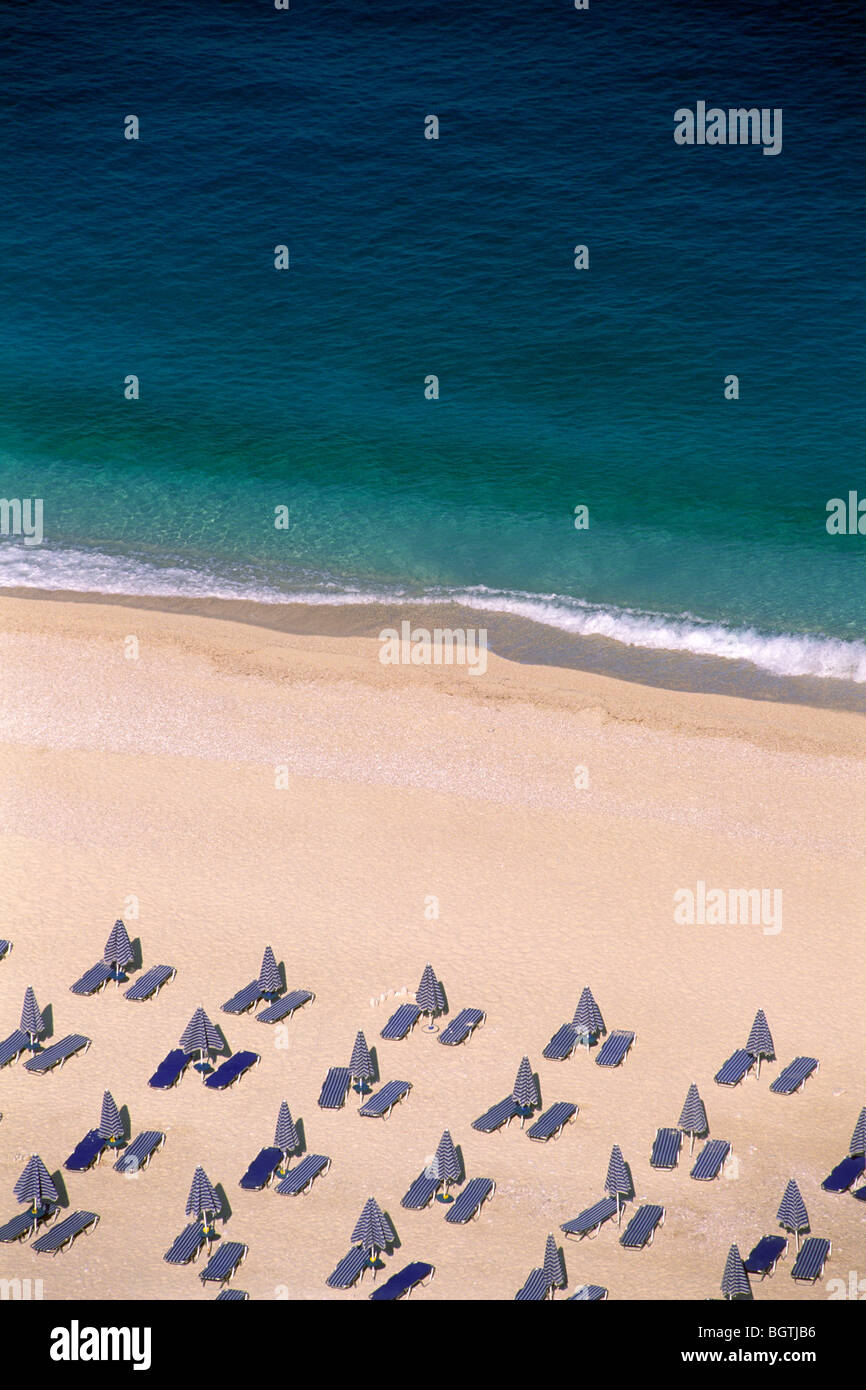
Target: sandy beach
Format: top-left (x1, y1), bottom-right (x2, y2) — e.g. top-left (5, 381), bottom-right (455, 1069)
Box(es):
top-left (1, 592), bottom-right (864, 1302)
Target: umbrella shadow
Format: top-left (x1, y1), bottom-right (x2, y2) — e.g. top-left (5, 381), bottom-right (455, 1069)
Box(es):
top-left (40, 1004), bottom-right (55, 1044)
top-left (214, 1185), bottom-right (232, 1224)
top-left (381, 1210), bottom-right (401, 1254)
top-left (130, 938), bottom-right (144, 973)
top-left (292, 1118), bottom-right (307, 1157)
top-left (453, 1145), bottom-right (467, 1185)
top-left (276, 960), bottom-right (287, 995)
top-left (213, 1025), bottom-right (231, 1058)
top-left (118, 1105), bottom-right (132, 1144)
top-left (50, 1172), bottom-right (70, 1210)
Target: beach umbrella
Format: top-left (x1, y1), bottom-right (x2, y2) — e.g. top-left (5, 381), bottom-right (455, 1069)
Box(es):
top-left (678, 1083), bottom-right (709, 1155)
top-left (351, 1197), bottom-right (395, 1267)
top-left (20, 986), bottom-right (45, 1049)
top-left (604, 1145), bottom-right (631, 1225)
top-left (745, 1009), bottom-right (775, 1077)
top-left (99, 1091), bottom-right (124, 1147)
top-left (777, 1179), bottom-right (809, 1252)
top-left (186, 1167), bottom-right (221, 1236)
top-left (434, 1130), bottom-right (462, 1200)
top-left (415, 963), bottom-right (445, 1029)
top-left (14, 1155), bottom-right (58, 1217)
top-left (258, 945), bottom-right (281, 998)
top-left (849, 1107), bottom-right (866, 1157)
top-left (103, 919), bottom-right (134, 981)
top-left (512, 1056), bottom-right (540, 1127)
top-left (349, 1031), bottom-right (374, 1096)
top-left (721, 1245), bottom-right (750, 1300)
top-left (179, 1007), bottom-right (223, 1074)
top-left (274, 1101), bottom-right (299, 1161)
top-left (572, 986), bottom-right (605, 1044)
top-left (543, 1233), bottom-right (566, 1297)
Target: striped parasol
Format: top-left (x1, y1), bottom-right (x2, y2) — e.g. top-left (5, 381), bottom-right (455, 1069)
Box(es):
top-left (104, 919), bottom-right (134, 978)
top-left (543, 1233), bottom-right (566, 1296)
top-left (415, 963), bottom-right (445, 1030)
top-left (258, 945), bottom-right (281, 998)
top-left (604, 1145), bottom-right (631, 1224)
top-left (186, 1167), bottom-right (221, 1235)
top-left (745, 1009), bottom-right (775, 1077)
top-left (434, 1130), bottom-right (462, 1199)
top-left (721, 1245), bottom-right (750, 1300)
top-left (351, 1197), bottom-right (395, 1262)
top-left (678, 1083), bottom-right (709, 1155)
top-left (99, 1090), bottom-right (124, 1146)
top-left (849, 1107), bottom-right (866, 1157)
top-left (20, 986), bottom-right (45, 1049)
top-left (512, 1056), bottom-right (540, 1126)
top-left (777, 1179), bottom-right (809, 1251)
top-left (274, 1101), bottom-right (299, 1158)
top-left (349, 1031), bottom-right (374, 1096)
top-left (14, 1155), bottom-right (58, 1214)
top-left (572, 986), bottom-right (605, 1042)
top-left (179, 1007), bottom-right (223, 1073)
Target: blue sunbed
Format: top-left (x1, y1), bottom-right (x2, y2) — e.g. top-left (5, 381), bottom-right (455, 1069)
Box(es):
top-left (70, 962), bottom-right (113, 997)
top-left (401, 1170), bottom-right (442, 1209)
top-left (714, 1049), bottom-right (756, 1087)
top-left (690, 1139), bottom-right (730, 1181)
top-left (148, 1048), bottom-right (195, 1089)
top-left (595, 1030), bottom-right (635, 1068)
top-left (791, 1237), bottom-right (831, 1283)
top-left (64, 1128), bottom-right (106, 1172)
top-left (124, 965), bottom-right (175, 1002)
top-left (216, 1289), bottom-right (249, 1300)
top-left (204, 1050), bottom-right (259, 1090)
top-left (200, 1240), bottom-right (247, 1285)
top-left (445, 1177), bottom-right (494, 1224)
top-left (515, 1267), bottom-right (550, 1301)
top-left (543, 1023), bottom-right (580, 1061)
top-left (32, 1210), bottom-right (99, 1255)
top-left (568, 1284), bottom-right (608, 1300)
top-left (0, 1029), bottom-right (29, 1068)
top-left (164, 1221), bottom-right (206, 1265)
top-left (318, 1066), bottom-right (352, 1109)
top-left (770, 1057), bottom-right (818, 1095)
top-left (0, 1207), bottom-right (58, 1243)
top-left (359, 1079), bottom-right (411, 1118)
top-left (472, 1096), bottom-right (519, 1133)
top-left (256, 989), bottom-right (315, 1024)
top-left (438, 1008), bottom-right (485, 1046)
top-left (620, 1204), bottom-right (665, 1249)
top-left (113, 1131), bottom-right (164, 1175)
top-left (650, 1128), bottom-right (683, 1169)
top-left (380, 1002), bottom-right (422, 1040)
top-left (326, 1245), bottom-right (373, 1290)
top-left (853, 1187), bottom-right (866, 1204)
top-left (561, 1196), bottom-right (619, 1239)
top-left (275, 1154), bottom-right (331, 1195)
top-left (368, 1262), bottom-right (434, 1301)
top-left (821, 1155), bottom-right (866, 1193)
top-left (527, 1101), bottom-right (577, 1142)
top-left (24, 1034), bottom-right (90, 1073)
top-left (744, 1235), bottom-right (788, 1277)
top-left (239, 1146), bottom-right (283, 1191)
top-left (221, 981), bottom-right (261, 1015)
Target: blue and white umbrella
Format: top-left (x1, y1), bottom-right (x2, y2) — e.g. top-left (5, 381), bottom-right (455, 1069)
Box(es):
top-left (512, 1056), bottom-right (540, 1126)
top-left (543, 1233), bottom-right (566, 1296)
top-left (349, 1031), bottom-right (374, 1096)
top-left (104, 919), bottom-right (134, 979)
top-left (179, 1007), bottom-right (224, 1073)
top-left (258, 945), bottom-right (281, 998)
top-left (99, 1090), bottom-right (124, 1146)
top-left (186, 1167), bottom-right (221, 1235)
top-left (721, 1245), bottom-right (750, 1300)
top-left (849, 1107), bottom-right (866, 1157)
top-left (745, 1009), bottom-right (775, 1076)
top-left (777, 1179), bottom-right (809, 1251)
top-left (274, 1101), bottom-right (299, 1160)
top-left (678, 1084), bottom-right (709, 1154)
top-left (604, 1145), bottom-right (631, 1224)
top-left (20, 986), bottom-right (45, 1049)
top-left (351, 1197), bottom-right (395, 1266)
top-left (14, 1155), bottom-right (58, 1215)
top-left (434, 1130), bottom-right (462, 1199)
top-left (573, 987), bottom-right (605, 1043)
top-left (415, 963), bottom-right (445, 1029)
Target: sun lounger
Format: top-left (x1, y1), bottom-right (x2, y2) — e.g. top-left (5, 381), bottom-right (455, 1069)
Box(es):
top-left (438, 1008), bottom-right (485, 1047)
top-left (690, 1139), bottom-right (730, 1181)
top-left (24, 1034), bottom-right (90, 1074)
top-left (853, 1187), bottom-right (866, 1204)
top-left (199, 1240), bottom-right (247, 1285)
top-left (650, 1127), bottom-right (683, 1169)
top-left (64, 1129), bottom-right (106, 1172)
top-left (543, 1023), bottom-right (580, 1061)
top-left (568, 1284), bottom-right (608, 1300)
top-left (445, 1177), bottom-right (494, 1225)
top-left (113, 1131), bottom-right (165, 1175)
top-left (256, 989), bottom-right (314, 1024)
top-left (216, 1289), bottom-right (249, 1300)
top-left (471, 1096), bottom-right (519, 1134)
top-left (595, 1030), bottom-right (635, 1068)
top-left (0, 1029), bottom-right (29, 1068)
top-left (70, 962), bottom-right (113, 997)
top-left (32, 1210), bottom-right (99, 1255)
top-left (326, 1245), bottom-right (373, 1290)
top-left (0, 1207), bottom-right (59, 1243)
top-left (714, 1049), bottom-right (756, 1087)
top-left (0, 940), bottom-right (10, 960)
top-left (744, 1235), bottom-right (788, 1277)
top-left (527, 1101), bottom-right (577, 1142)
top-left (148, 1048), bottom-right (195, 1090)
top-left (221, 981), bottom-right (261, 1015)
top-left (401, 1170), bottom-right (442, 1209)
top-left (359, 1079), bottom-right (411, 1118)
top-left (164, 1221), bottom-right (206, 1265)
top-left (821, 1155), bottom-right (866, 1193)
top-left (380, 1002), bottom-right (422, 1041)
top-left (124, 965), bottom-right (175, 1002)
top-left (204, 1050), bottom-right (260, 1090)
top-left (790, 1237), bottom-right (831, 1283)
top-left (515, 1267), bottom-right (549, 1301)
top-left (770, 1057), bottom-right (818, 1095)
top-left (369, 1262), bottom-right (434, 1301)
top-left (275, 1154), bottom-right (331, 1195)
top-left (620, 1204), bottom-right (665, 1250)
top-left (318, 1066), bottom-right (352, 1110)
top-left (239, 1146), bottom-right (284, 1191)
top-left (561, 1196), bottom-right (619, 1240)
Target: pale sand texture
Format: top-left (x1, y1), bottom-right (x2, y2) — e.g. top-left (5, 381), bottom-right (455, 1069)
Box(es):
top-left (0, 594), bottom-right (864, 1301)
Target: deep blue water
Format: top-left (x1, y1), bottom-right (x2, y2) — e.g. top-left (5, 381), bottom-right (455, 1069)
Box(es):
top-left (0, 0), bottom-right (864, 681)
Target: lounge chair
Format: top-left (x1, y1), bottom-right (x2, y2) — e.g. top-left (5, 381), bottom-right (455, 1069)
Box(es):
top-left (690, 1139), bottom-right (731, 1181)
top-left (401, 1170), bottom-right (442, 1210)
top-left (0, 1030), bottom-right (29, 1069)
top-left (32, 1210), bottom-right (99, 1255)
top-left (542, 1023), bottom-right (580, 1061)
top-left (770, 1057), bottom-right (818, 1095)
top-left (620, 1204), bottom-right (665, 1250)
top-left (821, 1156), bottom-right (866, 1193)
top-left (369, 1262), bottom-right (434, 1301)
top-left (124, 965), bottom-right (175, 1002)
top-left (256, 989), bottom-right (315, 1024)
top-left (0, 1206), bottom-right (59, 1243)
top-left (714, 1049), bottom-right (756, 1087)
top-left (744, 1235), bottom-right (788, 1277)
top-left (790, 1237), bottom-right (831, 1283)
top-left (326, 1245), bottom-right (373, 1290)
top-left (445, 1177), bottom-right (494, 1225)
top-left (853, 1187), bottom-right (866, 1205)
top-left (24, 1034), bottom-right (90, 1074)
top-left (205, 1050), bottom-right (260, 1090)
top-left (318, 1066), bottom-right (352, 1110)
top-left (358, 1080), bottom-right (411, 1118)
top-left (515, 1267), bottom-right (550, 1301)
top-left (650, 1128), bottom-right (683, 1170)
top-left (216, 1289), bottom-right (249, 1300)
top-left (163, 1221), bottom-right (206, 1265)
top-left (64, 1129), bottom-right (106, 1172)
top-left (438, 1008), bottom-right (485, 1047)
top-left (199, 1240), bottom-right (247, 1285)
top-left (471, 1096), bottom-right (519, 1134)
top-left (595, 1030), bottom-right (635, 1068)
top-left (70, 962), bottom-right (113, 997)
top-left (221, 981), bottom-right (261, 1015)
top-left (380, 1003), bottom-right (422, 1041)
top-left (113, 1131), bottom-right (165, 1175)
top-left (148, 1048), bottom-right (195, 1090)
top-left (239, 1147), bottom-right (283, 1191)
top-left (275, 1154), bottom-right (331, 1195)
top-left (527, 1101), bottom-right (577, 1142)
top-left (568, 1284), bottom-right (608, 1300)
top-left (561, 1196), bottom-right (619, 1240)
